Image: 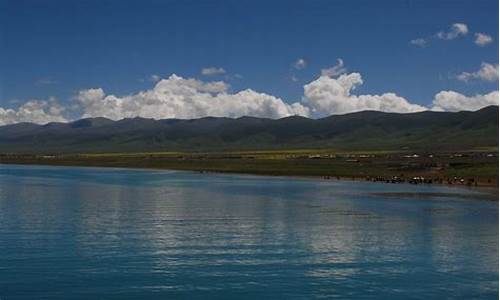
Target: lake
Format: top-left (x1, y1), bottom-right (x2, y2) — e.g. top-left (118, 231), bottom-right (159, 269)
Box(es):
top-left (0, 164), bottom-right (497, 299)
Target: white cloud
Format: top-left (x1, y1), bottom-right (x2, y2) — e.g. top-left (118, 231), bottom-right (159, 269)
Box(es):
top-left (432, 90), bottom-right (499, 112)
top-left (293, 58), bottom-right (307, 70)
top-left (436, 23), bottom-right (468, 40)
top-left (35, 78), bottom-right (59, 86)
top-left (321, 59), bottom-right (347, 77)
top-left (201, 67), bottom-right (226, 76)
top-left (150, 74), bottom-right (161, 82)
top-left (411, 23), bottom-right (469, 47)
top-left (303, 73), bottom-right (426, 115)
top-left (77, 74), bottom-right (310, 120)
top-left (474, 33), bottom-right (493, 46)
top-left (410, 38), bottom-right (427, 47)
top-left (3, 70), bottom-right (499, 125)
top-left (0, 98), bottom-right (67, 125)
top-left (457, 62), bottom-right (499, 82)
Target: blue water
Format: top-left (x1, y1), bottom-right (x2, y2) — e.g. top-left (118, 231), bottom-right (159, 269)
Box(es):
top-left (0, 164), bottom-right (497, 299)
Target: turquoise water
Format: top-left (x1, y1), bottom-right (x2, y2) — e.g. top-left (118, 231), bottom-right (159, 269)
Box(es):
top-left (0, 164), bottom-right (497, 299)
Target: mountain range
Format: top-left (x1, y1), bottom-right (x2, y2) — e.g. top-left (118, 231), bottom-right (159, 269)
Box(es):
top-left (0, 106), bottom-right (498, 154)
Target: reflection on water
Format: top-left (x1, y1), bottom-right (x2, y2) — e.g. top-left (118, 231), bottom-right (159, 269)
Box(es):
top-left (0, 164), bottom-right (497, 299)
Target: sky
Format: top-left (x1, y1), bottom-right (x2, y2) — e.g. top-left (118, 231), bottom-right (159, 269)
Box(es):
top-left (0, 0), bottom-right (498, 124)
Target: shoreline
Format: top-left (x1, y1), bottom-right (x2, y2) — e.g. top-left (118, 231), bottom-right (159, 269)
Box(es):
top-left (1, 159), bottom-right (498, 195)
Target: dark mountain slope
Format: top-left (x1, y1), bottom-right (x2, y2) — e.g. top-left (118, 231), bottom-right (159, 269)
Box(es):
top-left (0, 106), bottom-right (497, 153)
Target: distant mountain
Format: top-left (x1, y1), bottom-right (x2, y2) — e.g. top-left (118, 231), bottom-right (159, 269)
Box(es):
top-left (0, 106), bottom-right (498, 153)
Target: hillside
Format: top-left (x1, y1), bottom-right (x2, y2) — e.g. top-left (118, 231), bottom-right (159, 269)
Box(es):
top-left (0, 106), bottom-right (498, 154)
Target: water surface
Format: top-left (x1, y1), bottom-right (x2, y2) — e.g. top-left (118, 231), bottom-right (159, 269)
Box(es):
top-left (0, 164), bottom-right (497, 299)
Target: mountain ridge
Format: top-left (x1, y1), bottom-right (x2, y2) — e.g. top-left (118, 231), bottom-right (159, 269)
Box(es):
top-left (0, 106), bottom-right (498, 154)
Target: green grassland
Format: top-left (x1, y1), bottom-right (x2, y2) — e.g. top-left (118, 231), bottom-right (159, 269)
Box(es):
top-left (1, 149), bottom-right (497, 187)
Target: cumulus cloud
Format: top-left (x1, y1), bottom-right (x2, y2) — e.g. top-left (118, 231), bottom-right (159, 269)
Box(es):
top-left (436, 23), bottom-right (468, 40)
top-left (293, 58), bottom-right (307, 70)
top-left (0, 98), bottom-right (67, 125)
top-left (3, 71), bottom-right (499, 125)
top-left (457, 62), bottom-right (499, 82)
top-left (321, 59), bottom-right (347, 77)
top-left (474, 33), bottom-right (493, 46)
top-left (432, 90), bottom-right (499, 112)
top-left (303, 73), bottom-right (426, 115)
top-left (77, 74), bottom-right (309, 120)
top-left (201, 67), bottom-right (226, 76)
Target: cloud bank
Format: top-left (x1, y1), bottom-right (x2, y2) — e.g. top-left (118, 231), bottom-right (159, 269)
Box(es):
top-left (432, 90), bottom-right (499, 112)
top-left (303, 73), bottom-right (426, 115)
top-left (77, 74), bottom-right (309, 120)
top-left (1, 71), bottom-right (498, 125)
top-left (0, 98), bottom-right (67, 126)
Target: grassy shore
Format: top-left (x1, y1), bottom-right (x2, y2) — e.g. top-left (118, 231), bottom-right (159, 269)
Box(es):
top-left (1, 149), bottom-right (498, 188)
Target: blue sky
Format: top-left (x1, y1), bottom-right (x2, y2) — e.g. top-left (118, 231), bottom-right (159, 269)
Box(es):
top-left (0, 0), bottom-right (498, 123)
